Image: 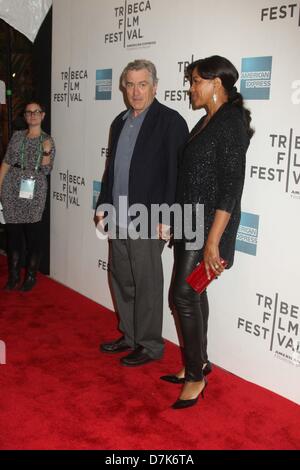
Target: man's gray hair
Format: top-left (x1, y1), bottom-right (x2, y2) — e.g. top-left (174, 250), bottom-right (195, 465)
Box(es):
top-left (121, 59), bottom-right (158, 87)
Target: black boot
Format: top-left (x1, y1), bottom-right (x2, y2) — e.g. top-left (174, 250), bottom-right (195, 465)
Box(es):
top-left (20, 271), bottom-right (37, 292)
top-left (4, 252), bottom-right (21, 290)
top-left (20, 252), bottom-right (40, 292)
top-left (4, 269), bottom-right (21, 290)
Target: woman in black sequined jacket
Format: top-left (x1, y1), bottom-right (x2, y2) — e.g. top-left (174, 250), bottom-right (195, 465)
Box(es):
top-left (161, 56), bottom-right (254, 409)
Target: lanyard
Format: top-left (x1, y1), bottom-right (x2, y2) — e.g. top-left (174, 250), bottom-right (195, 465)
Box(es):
top-left (20, 133), bottom-right (44, 172)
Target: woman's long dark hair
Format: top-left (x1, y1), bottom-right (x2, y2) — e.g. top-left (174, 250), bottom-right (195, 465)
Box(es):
top-left (186, 55), bottom-right (254, 139)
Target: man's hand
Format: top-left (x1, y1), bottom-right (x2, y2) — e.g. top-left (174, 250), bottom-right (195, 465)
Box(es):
top-left (157, 223), bottom-right (171, 241)
top-left (94, 211), bottom-right (108, 240)
top-left (94, 211), bottom-right (105, 227)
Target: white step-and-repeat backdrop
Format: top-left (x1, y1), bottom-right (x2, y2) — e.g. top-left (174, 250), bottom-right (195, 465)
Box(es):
top-left (51, 0), bottom-right (300, 404)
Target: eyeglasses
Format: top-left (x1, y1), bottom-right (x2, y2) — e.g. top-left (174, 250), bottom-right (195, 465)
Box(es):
top-left (24, 110), bottom-right (43, 117)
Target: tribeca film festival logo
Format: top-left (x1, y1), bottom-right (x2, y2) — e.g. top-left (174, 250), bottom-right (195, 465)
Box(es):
top-left (240, 56), bottom-right (272, 100)
top-left (98, 258), bottom-right (110, 271)
top-left (53, 68), bottom-right (88, 106)
top-left (164, 55), bottom-right (195, 104)
top-left (52, 171), bottom-right (86, 208)
top-left (100, 146), bottom-right (109, 159)
top-left (104, 0), bottom-right (156, 49)
top-left (238, 293), bottom-right (300, 367)
top-left (95, 69), bottom-right (112, 100)
top-left (235, 212), bottom-right (260, 256)
top-left (0, 340), bottom-right (6, 365)
top-left (250, 130), bottom-right (300, 199)
top-left (260, 3), bottom-right (300, 27)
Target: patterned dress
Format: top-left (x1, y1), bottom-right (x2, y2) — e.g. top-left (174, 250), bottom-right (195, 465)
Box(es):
top-left (2, 130), bottom-right (55, 223)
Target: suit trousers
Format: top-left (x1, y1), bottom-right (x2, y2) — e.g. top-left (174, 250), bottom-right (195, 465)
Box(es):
top-left (173, 242), bottom-right (209, 381)
top-left (110, 237), bottom-right (165, 359)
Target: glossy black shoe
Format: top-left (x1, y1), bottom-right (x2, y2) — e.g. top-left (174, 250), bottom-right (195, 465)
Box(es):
top-left (172, 378), bottom-right (208, 410)
top-left (160, 374), bottom-right (185, 384)
top-left (160, 361), bottom-right (212, 384)
top-left (100, 336), bottom-right (132, 354)
top-left (20, 273), bottom-right (37, 292)
top-left (120, 346), bottom-right (157, 367)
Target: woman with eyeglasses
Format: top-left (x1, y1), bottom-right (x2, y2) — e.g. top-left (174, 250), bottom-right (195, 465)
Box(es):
top-left (0, 101), bottom-right (55, 291)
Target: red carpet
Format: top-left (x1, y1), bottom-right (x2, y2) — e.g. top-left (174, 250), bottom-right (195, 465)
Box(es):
top-left (0, 255), bottom-right (299, 450)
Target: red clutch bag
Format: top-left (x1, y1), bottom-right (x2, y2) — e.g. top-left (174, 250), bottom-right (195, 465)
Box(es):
top-left (186, 258), bottom-right (228, 294)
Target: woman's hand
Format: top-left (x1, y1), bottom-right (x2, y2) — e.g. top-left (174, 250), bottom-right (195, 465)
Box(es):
top-left (203, 241), bottom-right (225, 279)
top-left (204, 209), bottom-right (231, 279)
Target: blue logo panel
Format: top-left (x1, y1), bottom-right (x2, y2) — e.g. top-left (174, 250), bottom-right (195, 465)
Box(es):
top-left (96, 69), bottom-right (112, 100)
top-left (93, 181), bottom-right (102, 210)
top-left (240, 56), bottom-right (272, 100)
top-left (235, 212), bottom-right (260, 256)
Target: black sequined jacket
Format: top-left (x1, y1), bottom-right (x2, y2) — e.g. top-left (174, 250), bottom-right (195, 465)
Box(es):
top-left (176, 103), bottom-right (250, 268)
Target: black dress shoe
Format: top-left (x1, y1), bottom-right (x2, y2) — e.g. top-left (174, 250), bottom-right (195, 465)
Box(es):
top-left (172, 378), bottom-right (208, 410)
top-left (100, 336), bottom-right (131, 354)
top-left (160, 361), bottom-right (212, 384)
top-left (120, 346), bottom-right (156, 367)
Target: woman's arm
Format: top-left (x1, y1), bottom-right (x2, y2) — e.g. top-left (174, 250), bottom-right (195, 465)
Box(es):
top-left (204, 116), bottom-right (248, 278)
top-left (0, 162), bottom-right (11, 198)
top-left (40, 137), bottom-right (55, 174)
top-left (41, 138), bottom-right (52, 166)
top-left (204, 209), bottom-right (231, 278)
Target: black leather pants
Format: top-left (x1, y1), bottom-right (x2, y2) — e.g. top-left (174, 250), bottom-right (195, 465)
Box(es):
top-left (173, 242), bottom-right (209, 382)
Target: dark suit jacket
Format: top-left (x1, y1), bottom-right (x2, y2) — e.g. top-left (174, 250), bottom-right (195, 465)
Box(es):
top-left (96, 99), bottom-right (189, 219)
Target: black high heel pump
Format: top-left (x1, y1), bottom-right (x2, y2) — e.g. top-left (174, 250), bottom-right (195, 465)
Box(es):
top-left (171, 377), bottom-right (208, 410)
top-left (160, 361), bottom-right (212, 384)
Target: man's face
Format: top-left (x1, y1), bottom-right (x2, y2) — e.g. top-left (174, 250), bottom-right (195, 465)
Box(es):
top-left (124, 68), bottom-right (157, 116)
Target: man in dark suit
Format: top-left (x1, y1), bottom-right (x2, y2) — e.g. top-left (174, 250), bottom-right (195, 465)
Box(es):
top-left (96, 59), bottom-right (188, 366)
